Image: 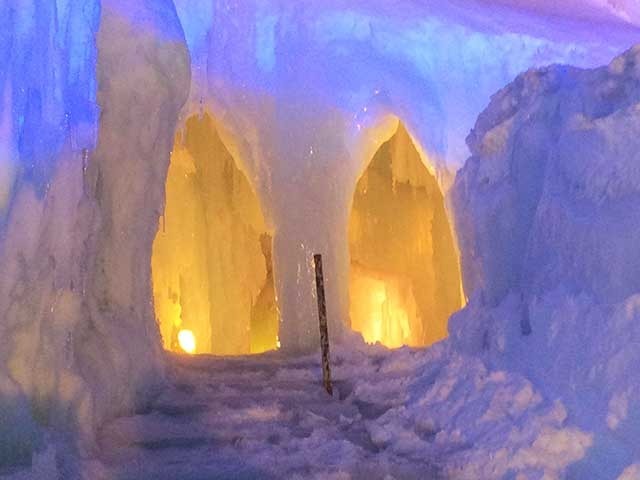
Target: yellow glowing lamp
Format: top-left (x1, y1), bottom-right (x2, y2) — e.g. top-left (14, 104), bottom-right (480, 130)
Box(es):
top-left (178, 329), bottom-right (196, 354)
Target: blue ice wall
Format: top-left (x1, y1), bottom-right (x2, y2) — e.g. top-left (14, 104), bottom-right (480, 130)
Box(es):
top-left (0, 0), bottom-right (100, 200)
top-left (174, 0), bottom-right (640, 173)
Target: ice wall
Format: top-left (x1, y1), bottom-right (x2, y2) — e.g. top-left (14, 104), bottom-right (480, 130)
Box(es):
top-left (173, 0), bottom-right (640, 352)
top-left (0, 0), bottom-right (100, 465)
top-left (450, 46), bottom-right (640, 475)
top-left (0, 0), bottom-right (99, 220)
top-left (0, 0), bottom-right (189, 466)
top-left (152, 113), bottom-right (278, 356)
top-left (349, 123), bottom-right (462, 348)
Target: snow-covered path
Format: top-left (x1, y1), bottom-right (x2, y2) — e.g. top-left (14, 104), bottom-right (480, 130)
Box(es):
top-left (3, 339), bottom-right (593, 479)
top-left (97, 348), bottom-right (442, 480)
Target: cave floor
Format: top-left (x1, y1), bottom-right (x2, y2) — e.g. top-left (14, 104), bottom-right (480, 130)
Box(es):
top-left (97, 344), bottom-right (442, 480)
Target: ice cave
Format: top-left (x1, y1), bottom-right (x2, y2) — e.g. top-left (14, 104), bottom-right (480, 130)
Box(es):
top-left (349, 122), bottom-right (463, 348)
top-left (152, 112), bottom-right (279, 355)
top-left (3, 0), bottom-right (640, 479)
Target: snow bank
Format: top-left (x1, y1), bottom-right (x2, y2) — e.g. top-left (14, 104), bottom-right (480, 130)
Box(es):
top-left (453, 46), bottom-right (640, 305)
top-left (347, 343), bottom-right (593, 479)
top-left (451, 45), bottom-right (640, 476)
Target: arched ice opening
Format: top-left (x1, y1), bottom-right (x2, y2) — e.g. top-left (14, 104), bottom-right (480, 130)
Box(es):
top-left (150, 107), bottom-right (466, 355)
top-left (348, 121), bottom-right (465, 348)
top-left (151, 113), bottom-right (279, 356)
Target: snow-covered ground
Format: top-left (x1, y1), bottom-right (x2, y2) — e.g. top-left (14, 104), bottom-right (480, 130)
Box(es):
top-left (1, 338), bottom-right (598, 479)
top-left (97, 345), bottom-right (442, 480)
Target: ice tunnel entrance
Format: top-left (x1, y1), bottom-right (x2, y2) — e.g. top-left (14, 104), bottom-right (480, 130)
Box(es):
top-left (349, 123), bottom-right (463, 348)
top-left (152, 113), bottom-right (279, 356)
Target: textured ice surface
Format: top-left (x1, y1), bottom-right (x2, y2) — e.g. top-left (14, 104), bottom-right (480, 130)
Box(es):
top-left (176, 0), bottom-right (640, 171)
top-left (451, 45), bottom-right (640, 477)
top-left (0, 0), bottom-right (100, 204)
top-left (173, 0), bottom-right (640, 353)
top-left (152, 113), bottom-right (278, 355)
top-left (0, 0), bottom-right (99, 467)
top-left (453, 46), bottom-right (640, 305)
top-left (0, 0), bottom-right (189, 468)
top-left (1, 0), bottom-right (640, 476)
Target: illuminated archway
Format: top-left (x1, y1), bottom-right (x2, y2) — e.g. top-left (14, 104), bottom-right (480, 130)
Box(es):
top-left (151, 113), bottom-right (279, 355)
top-left (349, 122), bottom-right (463, 348)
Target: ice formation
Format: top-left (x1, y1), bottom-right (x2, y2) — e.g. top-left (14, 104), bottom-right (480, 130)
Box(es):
top-left (349, 123), bottom-right (462, 348)
top-left (450, 45), bottom-right (640, 476)
top-left (152, 113), bottom-right (278, 355)
top-left (0, 0), bottom-right (189, 467)
top-left (170, 0), bottom-right (640, 354)
top-left (1, 0), bottom-right (640, 477)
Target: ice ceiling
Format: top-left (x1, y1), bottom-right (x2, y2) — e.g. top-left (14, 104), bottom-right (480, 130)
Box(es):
top-left (1, 0), bottom-right (640, 468)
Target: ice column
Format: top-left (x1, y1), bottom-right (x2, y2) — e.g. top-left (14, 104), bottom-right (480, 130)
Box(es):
top-left (265, 105), bottom-right (355, 352)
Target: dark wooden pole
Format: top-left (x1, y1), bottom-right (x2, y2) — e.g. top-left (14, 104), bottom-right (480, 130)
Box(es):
top-left (313, 254), bottom-right (333, 395)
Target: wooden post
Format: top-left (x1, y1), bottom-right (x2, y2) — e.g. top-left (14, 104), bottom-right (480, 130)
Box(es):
top-left (313, 254), bottom-right (333, 396)
top-left (81, 148), bottom-right (89, 195)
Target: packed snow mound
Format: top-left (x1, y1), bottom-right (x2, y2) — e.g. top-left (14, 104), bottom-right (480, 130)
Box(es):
top-left (361, 343), bottom-right (593, 479)
top-left (454, 45), bottom-right (640, 305)
top-left (451, 45), bottom-right (640, 477)
top-left (450, 290), bottom-right (640, 476)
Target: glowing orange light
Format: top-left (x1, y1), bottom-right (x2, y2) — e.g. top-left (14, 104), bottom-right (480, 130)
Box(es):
top-left (350, 266), bottom-right (415, 348)
top-left (178, 329), bottom-right (196, 354)
top-left (348, 122), bottom-right (463, 349)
